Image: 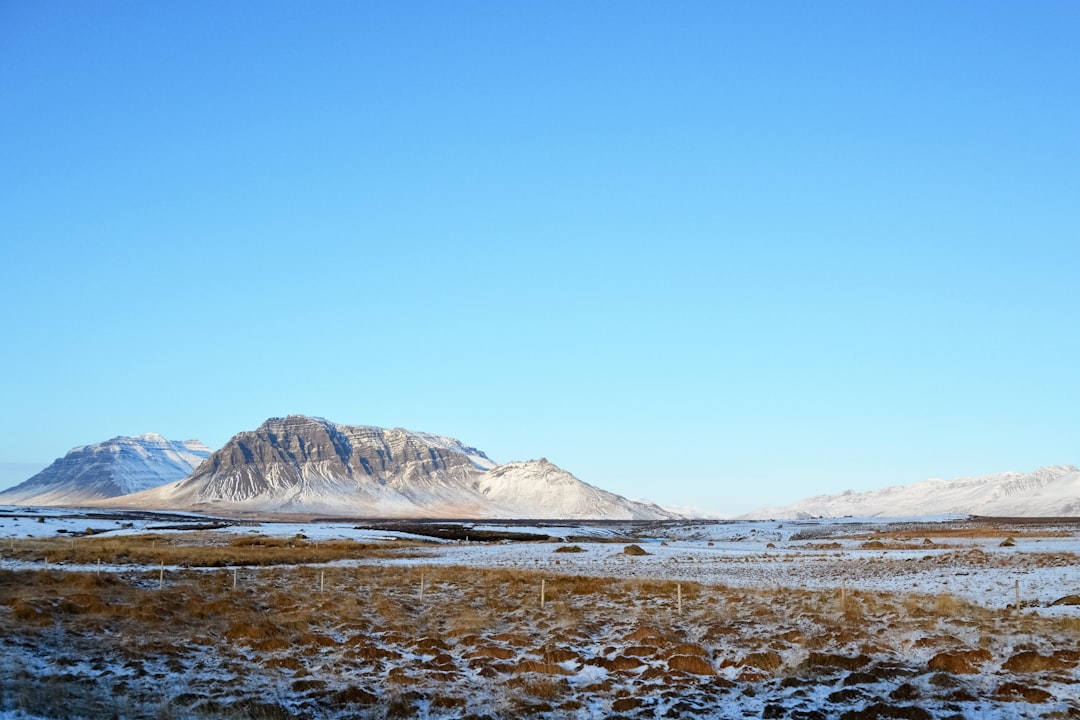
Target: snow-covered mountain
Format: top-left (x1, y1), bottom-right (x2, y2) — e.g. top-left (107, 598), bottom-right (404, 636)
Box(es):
top-left (474, 458), bottom-right (675, 520)
top-left (114, 415), bottom-right (678, 520)
top-left (0, 434), bottom-right (211, 506)
top-left (741, 465), bottom-right (1080, 519)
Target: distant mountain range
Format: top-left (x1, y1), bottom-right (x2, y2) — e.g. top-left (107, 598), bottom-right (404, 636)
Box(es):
top-left (0, 434), bottom-right (210, 506)
top-left (3, 419), bottom-right (1076, 519)
top-left (740, 465), bottom-right (1080, 519)
top-left (1, 416), bottom-right (677, 520)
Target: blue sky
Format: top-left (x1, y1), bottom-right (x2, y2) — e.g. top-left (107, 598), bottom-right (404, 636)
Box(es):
top-left (1, 2), bottom-right (1077, 514)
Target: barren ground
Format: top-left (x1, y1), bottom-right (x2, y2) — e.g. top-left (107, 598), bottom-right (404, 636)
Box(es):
top-left (1, 511), bottom-right (1078, 719)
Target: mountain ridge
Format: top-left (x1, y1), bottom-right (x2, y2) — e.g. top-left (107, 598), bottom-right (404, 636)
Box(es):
top-left (0, 434), bottom-right (211, 506)
top-left (741, 464), bottom-right (1080, 519)
top-left (108, 415), bottom-right (678, 520)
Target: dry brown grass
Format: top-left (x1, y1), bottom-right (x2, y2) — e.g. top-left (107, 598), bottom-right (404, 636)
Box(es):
top-left (1, 532), bottom-right (425, 567)
top-left (3, 550), bottom-right (1079, 720)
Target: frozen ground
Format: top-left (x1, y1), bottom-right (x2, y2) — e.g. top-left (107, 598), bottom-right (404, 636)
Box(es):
top-left (1, 507), bottom-right (1078, 719)
top-left (396, 520), bottom-right (1080, 613)
top-left (3, 507), bottom-right (1079, 612)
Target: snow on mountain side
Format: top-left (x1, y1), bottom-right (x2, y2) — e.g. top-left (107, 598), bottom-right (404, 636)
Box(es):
top-left (410, 432), bottom-right (497, 471)
top-left (131, 416), bottom-right (492, 516)
top-left (115, 415), bottom-right (675, 520)
top-left (657, 503), bottom-right (727, 520)
top-left (0, 434), bottom-right (211, 506)
top-left (474, 458), bottom-right (680, 520)
top-left (741, 465), bottom-right (1080, 519)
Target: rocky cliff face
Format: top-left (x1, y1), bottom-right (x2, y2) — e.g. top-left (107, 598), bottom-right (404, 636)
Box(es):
top-left (125, 415), bottom-right (676, 519)
top-left (0, 434), bottom-right (211, 506)
top-left (153, 416), bottom-right (491, 515)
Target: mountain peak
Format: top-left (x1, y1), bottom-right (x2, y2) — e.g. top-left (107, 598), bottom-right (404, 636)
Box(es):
top-left (0, 434), bottom-right (211, 506)
top-left (127, 417), bottom-right (676, 520)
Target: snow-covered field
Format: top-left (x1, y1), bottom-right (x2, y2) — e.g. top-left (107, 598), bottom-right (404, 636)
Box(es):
top-left (414, 519), bottom-right (1080, 612)
top-left (1, 507), bottom-right (1078, 719)
top-left (7, 508), bottom-right (1069, 613)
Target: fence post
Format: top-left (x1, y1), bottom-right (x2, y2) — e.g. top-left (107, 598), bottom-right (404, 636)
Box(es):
top-left (541, 578), bottom-right (546, 609)
top-left (677, 583), bottom-right (682, 615)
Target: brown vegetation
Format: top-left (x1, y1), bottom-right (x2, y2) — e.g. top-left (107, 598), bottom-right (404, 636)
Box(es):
top-left (1, 530), bottom-right (1078, 719)
top-left (1, 531), bottom-right (426, 567)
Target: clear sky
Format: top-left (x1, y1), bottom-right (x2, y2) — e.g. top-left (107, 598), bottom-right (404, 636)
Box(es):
top-left (1, 2), bottom-right (1077, 515)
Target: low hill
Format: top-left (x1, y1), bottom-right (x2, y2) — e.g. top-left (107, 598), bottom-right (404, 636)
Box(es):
top-left (741, 465), bottom-right (1080, 519)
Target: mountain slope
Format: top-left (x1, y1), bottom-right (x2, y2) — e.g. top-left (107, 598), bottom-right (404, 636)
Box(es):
top-left (475, 459), bottom-right (675, 520)
top-left (118, 415), bottom-right (677, 520)
top-left (0, 434), bottom-right (211, 506)
top-left (741, 465), bottom-right (1080, 519)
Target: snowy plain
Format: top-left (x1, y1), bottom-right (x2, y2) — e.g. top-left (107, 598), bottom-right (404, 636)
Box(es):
top-left (2, 506), bottom-right (1079, 719)
top-left (3, 507), bottom-right (1079, 611)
